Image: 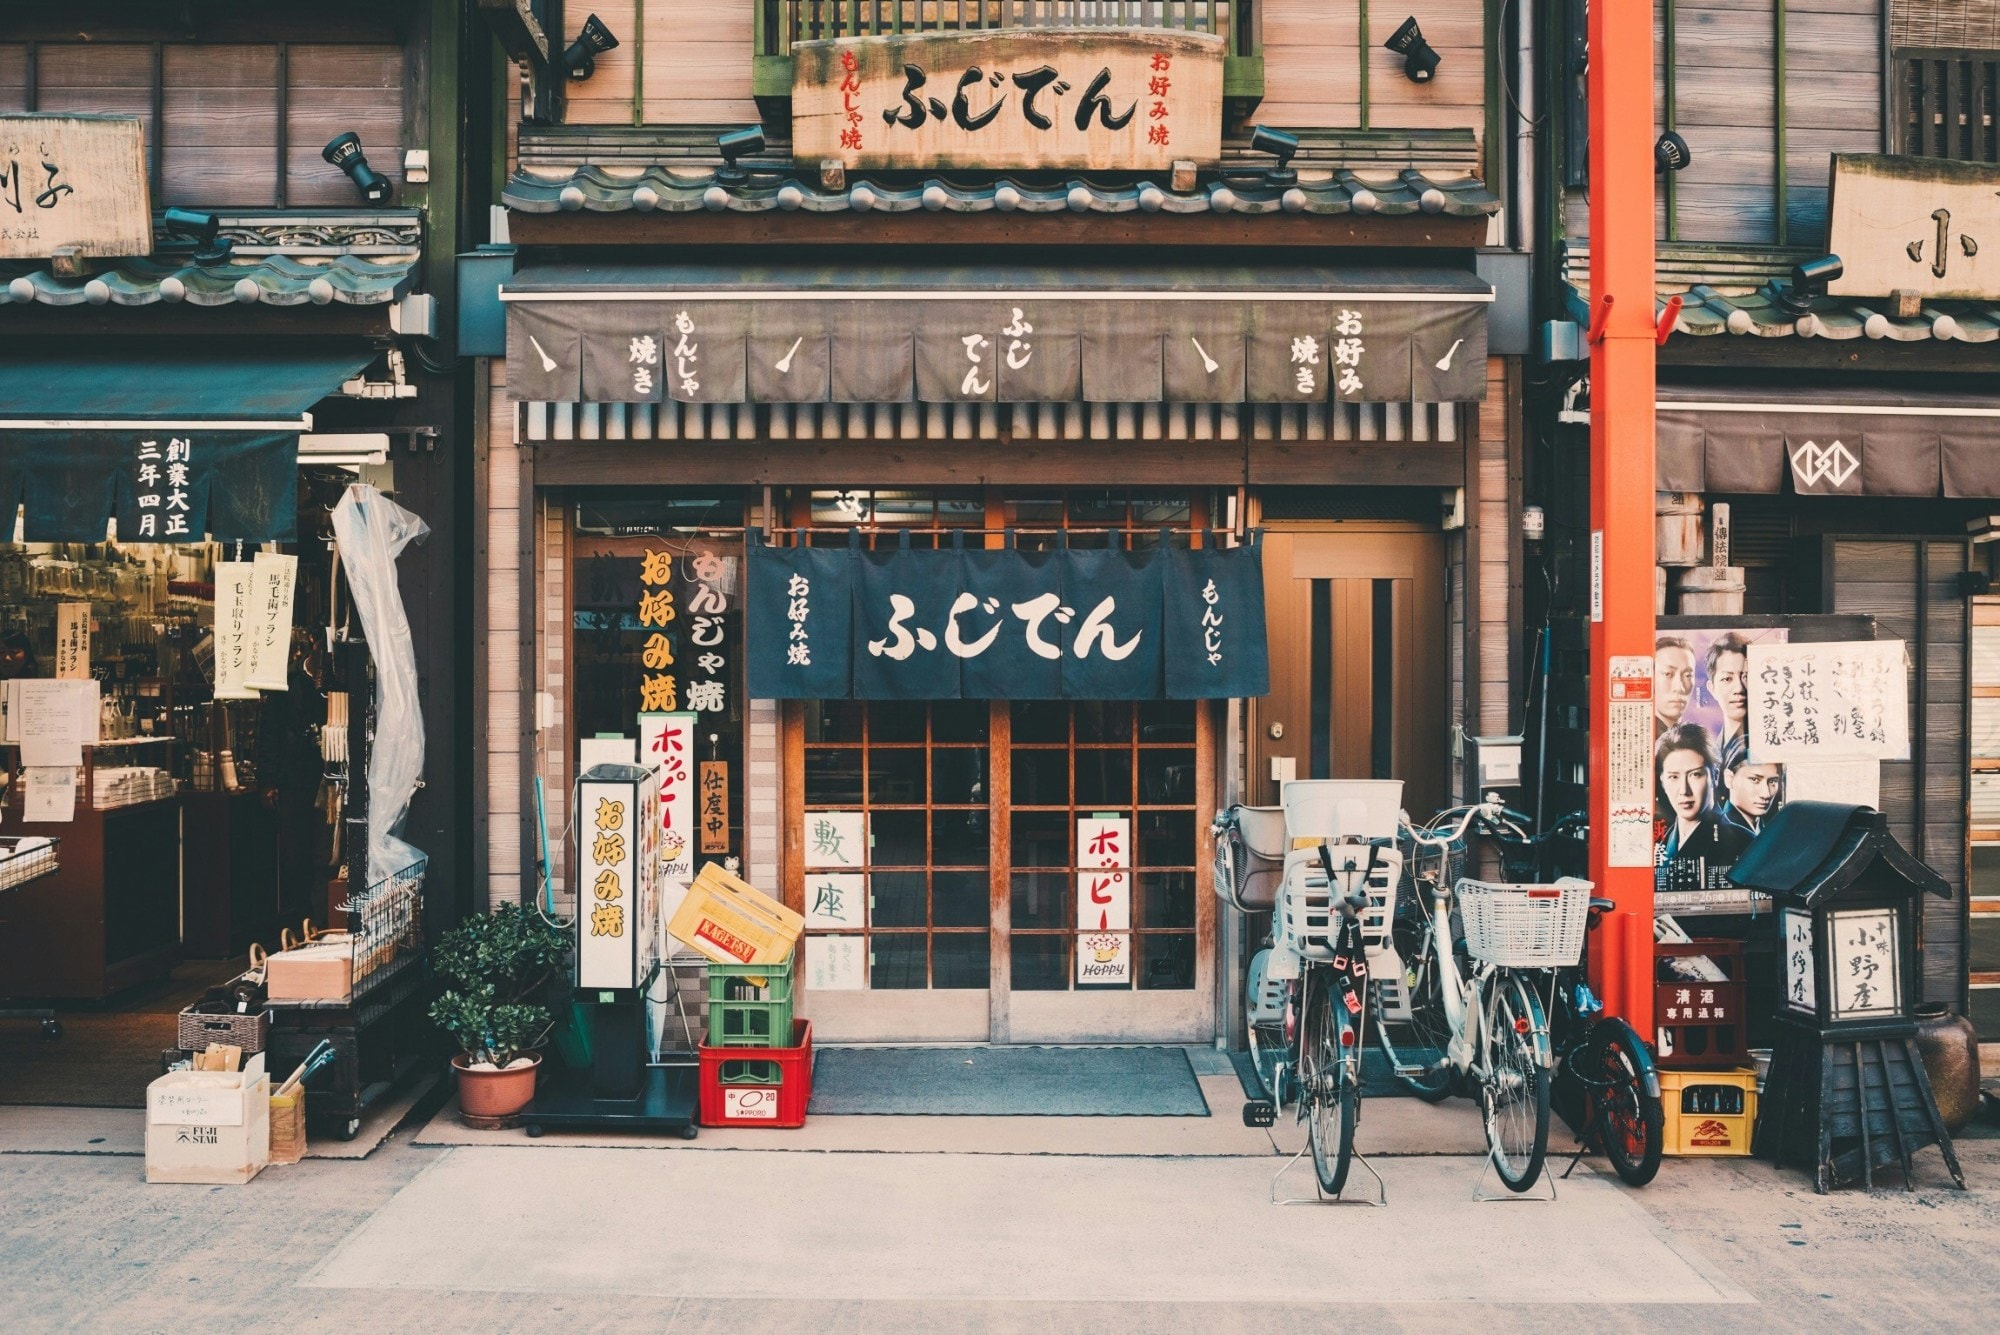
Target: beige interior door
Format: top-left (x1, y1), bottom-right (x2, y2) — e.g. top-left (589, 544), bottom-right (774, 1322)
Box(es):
top-left (1251, 527), bottom-right (1448, 820)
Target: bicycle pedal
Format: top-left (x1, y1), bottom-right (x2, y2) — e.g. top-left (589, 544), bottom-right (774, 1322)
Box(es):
top-left (1241, 1099), bottom-right (1277, 1128)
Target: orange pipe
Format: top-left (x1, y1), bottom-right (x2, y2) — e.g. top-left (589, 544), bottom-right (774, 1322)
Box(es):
top-left (1585, 0), bottom-right (1657, 1038)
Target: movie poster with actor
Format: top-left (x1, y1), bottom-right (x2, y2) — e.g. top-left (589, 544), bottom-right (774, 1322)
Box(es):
top-left (1653, 626), bottom-right (1790, 880)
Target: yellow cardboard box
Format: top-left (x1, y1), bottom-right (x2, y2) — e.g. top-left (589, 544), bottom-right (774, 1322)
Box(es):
top-left (667, 864), bottom-right (803, 966)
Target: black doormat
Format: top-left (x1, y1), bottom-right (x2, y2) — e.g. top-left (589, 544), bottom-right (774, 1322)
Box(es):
top-left (809, 1045), bottom-right (1211, 1117)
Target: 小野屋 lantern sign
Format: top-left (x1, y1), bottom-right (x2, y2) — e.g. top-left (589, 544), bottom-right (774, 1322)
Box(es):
top-left (792, 29), bottom-right (1225, 172)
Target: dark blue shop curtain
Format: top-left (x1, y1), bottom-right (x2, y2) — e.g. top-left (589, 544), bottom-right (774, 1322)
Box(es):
top-left (746, 534), bottom-right (1267, 700)
top-left (7, 430), bottom-right (298, 542)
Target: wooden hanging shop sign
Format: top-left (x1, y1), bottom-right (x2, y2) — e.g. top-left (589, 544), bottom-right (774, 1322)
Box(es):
top-left (0, 115), bottom-right (153, 260)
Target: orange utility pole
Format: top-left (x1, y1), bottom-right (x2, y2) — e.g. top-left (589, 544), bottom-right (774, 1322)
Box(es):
top-left (1585, 0), bottom-right (1657, 1034)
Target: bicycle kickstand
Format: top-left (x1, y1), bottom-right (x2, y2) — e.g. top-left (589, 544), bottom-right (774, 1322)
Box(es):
top-left (1471, 1151), bottom-right (1559, 1203)
top-left (1266, 1130), bottom-right (1388, 1207)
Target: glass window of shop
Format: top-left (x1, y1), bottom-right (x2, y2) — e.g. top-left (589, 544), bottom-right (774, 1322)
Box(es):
top-left (787, 488), bottom-right (1211, 1035)
top-left (570, 493), bottom-right (747, 875)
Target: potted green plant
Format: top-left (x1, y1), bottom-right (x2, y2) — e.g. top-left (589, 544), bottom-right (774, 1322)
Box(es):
top-left (428, 902), bottom-right (568, 1120)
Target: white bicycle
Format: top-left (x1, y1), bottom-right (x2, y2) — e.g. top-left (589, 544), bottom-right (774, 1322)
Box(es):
top-left (1374, 802), bottom-right (1594, 1193)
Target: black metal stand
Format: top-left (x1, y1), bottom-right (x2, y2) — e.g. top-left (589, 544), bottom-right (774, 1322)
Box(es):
top-left (1755, 1019), bottom-right (1965, 1192)
top-left (522, 968), bottom-right (700, 1139)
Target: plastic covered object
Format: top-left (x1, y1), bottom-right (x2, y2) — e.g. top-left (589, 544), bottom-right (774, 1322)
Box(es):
top-left (331, 483), bottom-right (430, 888)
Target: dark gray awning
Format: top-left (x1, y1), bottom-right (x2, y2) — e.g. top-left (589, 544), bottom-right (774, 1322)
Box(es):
top-left (502, 263), bottom-right (1493, 406)
top-left (1657, 384), bottom-right (2000, 499)
top-left (0, 342), bottom-right (376, 541)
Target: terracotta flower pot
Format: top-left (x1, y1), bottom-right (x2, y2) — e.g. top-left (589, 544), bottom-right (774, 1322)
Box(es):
top-left (453, 1053), bottom-right (541, 1120)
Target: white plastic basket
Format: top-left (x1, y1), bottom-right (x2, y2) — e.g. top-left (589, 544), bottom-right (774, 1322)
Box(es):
top-left (1275, 842), bottom-right (1403, 967)
top-left (1281, 780), bottom-right (1404, 841)
top-left (1456, 876), bottom-right (1594, 968)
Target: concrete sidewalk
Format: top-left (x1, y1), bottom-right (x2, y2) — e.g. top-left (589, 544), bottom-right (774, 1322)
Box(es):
top-left (0, 1115), bottom-right (1994, 1333)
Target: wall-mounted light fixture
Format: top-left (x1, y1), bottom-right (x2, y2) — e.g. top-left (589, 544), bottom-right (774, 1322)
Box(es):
top-left (1655, 130), bottom-right (1693, 174)
top-left (716, 126), bottom-right (767, 185)
top-left (563, 15), bottom-right (621, 82)
top-left (322, 133), bottom-right (393, 204)
top-left (1774, 255), bottom-right (1843, 318)
top-left (1385, 17), bottom-right (1441, 84)
top-left (161, 207), bottom-right (232, 265)
top-left (1248, 125), bottom-right (1300, 185)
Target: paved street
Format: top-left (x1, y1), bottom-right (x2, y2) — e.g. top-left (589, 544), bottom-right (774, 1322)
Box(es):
top-left (3, 1105), bottom-right (1996, 1334)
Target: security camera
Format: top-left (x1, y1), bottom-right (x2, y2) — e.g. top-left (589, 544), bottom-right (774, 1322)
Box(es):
top-left (563, 15), bottom-right (621, 82)
top-left (1385, 17), bottom-right (1441, 83)
top-left (1774, 255), bottom-right (1844, 317)
top-left (321, 133), bottom-right (392, 204)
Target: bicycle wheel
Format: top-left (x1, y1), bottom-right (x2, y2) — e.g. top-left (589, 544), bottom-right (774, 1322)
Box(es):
top-left (1481, 973), bottom-right (1551, 1192)
top-left (1248, 1021), bottom-right (1291, 1106)
top-left (1301, 969), bottom-right (1358, 1196)
top-left (1372, 912), bottom-right (1456, 1103)
top-left (1593, 1030), bottom-right (1664, 1188)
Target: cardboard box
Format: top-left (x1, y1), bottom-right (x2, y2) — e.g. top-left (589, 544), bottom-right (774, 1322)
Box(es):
top-left (266, 940), bottom-right (354, 1002)
top-left (667, 864), bottom-right (803, 966)
top-left (145, 1053), bottom-right (271, 1184)
top-left (268, 1087), bottom-right (307, 1166)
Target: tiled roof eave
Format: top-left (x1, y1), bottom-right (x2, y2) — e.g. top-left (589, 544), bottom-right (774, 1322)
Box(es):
top-left (0, 254), bottom-right (419, 310)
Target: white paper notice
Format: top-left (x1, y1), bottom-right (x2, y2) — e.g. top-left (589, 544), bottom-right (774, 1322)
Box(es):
top-left (1076, 815), bottom-right (1132, 932)
top-left (804, 872), bottom-right (866, 929)
top-left (54, 603), bottom-right (91, 679)
top-left (636, 712), bottom-right (697, 883)
top-left (1607, 654), bottom-right (1654, 867)
top-left (1784, 759), bottom-right (1882, 809)
top-left (18, 679), bottom-right (86, 768)
top-left (803, 810), bottom-right (866, 870)
top-left (243, 552), bottom-right (299, 691)
top-left (1077, 931), bottom-right (1132, 986)
top-left (805, 935), bottom-right (867, 990)
top-left (212, 561), bottom-right (259, 700)
top-left (24, 766), bottom-right (77, 823)
top-left (1747, 640), bottom-right (1910, 762)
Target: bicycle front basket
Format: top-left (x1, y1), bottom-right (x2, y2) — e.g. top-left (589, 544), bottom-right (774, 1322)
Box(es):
top-left (1456, 876), bottom-right (1593, 968)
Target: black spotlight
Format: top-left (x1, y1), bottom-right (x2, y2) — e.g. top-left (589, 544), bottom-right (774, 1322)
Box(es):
top-left (716, 125), bottom-right (767, 184)
top-left (1385, 17), bottom-right (1441, 83)
top-left (321, 133), bottom-right (392, 204)
top-left (563, 14), bottom-right (621, 82)
top-left (161, 207), bottom-right (232, 265)
top-left (1655, 130), bottom-right (1693, 174)
top-left (1774, 254), bottom-right (1844, 318)
top-left (1249, 125), bottom-right (1301, 185)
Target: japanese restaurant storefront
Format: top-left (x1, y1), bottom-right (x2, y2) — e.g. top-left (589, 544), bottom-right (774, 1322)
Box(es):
top-left (477, 11), bottom-right (1524, 1048)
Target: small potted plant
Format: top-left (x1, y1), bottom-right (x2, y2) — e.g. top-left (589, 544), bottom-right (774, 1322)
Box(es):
top-left (428, 902), bottom-right (568, 1120)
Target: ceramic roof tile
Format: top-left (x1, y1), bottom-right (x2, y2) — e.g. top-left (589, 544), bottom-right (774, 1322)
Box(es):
top-left (0, 254), bottom-right (418, 309)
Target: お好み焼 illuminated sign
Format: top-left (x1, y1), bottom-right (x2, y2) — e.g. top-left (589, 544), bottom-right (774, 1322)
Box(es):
top-left (793, 29), bottom-right (1224, 172)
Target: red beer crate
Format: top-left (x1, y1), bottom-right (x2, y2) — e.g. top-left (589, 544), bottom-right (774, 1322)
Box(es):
top-left (1655, 939), bottom-right (1746, 1070)
top-left (697, 1019), bottom-right (812, 1128)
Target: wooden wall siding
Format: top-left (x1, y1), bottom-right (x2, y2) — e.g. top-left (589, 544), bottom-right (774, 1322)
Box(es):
top-left (163, 46), bottom-right (281, 208)
top-left (486, 365), bottom-right (525, 910)
top-left (1475, 355), bottom-right (1513, 741)
top-left (540, 497), bottom-right (571, 901)
top-left (1260, 2), bottom-right (1487, 134)
top-left (1568, 1), bottom-right (1883, 250)
top-left (562, 1), bottom-right (761, 126)
top-left (748, 697), bottom-right (781, 891)
top-left (0, 46), bottom-right (27, 112)
top-left (0, 43), bottom-right (408, 209)
top-left (284, 45), bottom-right (408, 206)
top-left (1829, 537), bottom-right (1968, 1005)
top-left (1892, 0), bottom-right (2000, 49)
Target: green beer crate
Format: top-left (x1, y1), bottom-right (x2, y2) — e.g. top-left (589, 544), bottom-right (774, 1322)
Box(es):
top-left (706, 953), bottom-right (796, 1048)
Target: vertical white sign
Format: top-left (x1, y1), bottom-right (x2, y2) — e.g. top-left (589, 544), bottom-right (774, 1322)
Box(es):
top-left (54, 603), bottom-right (90, 679)
top-left (805, 934), bottom-right (867, 991)
top-left (804, 810), bottom-right (867, 870)
top-left (1828, 908), bottom-right (1900, 1020)
top-left (1607, 654), bottom-right (1654, 867)
top-left (1077, 931), bottom-right (1132, 986)
top-left (1782, 909), bottom-right (1816, 1014)
top-left (804, 872), bottom-right (867, 929)
top-left (577, 777), bottom-right (635, 989)
top-left (244, 552), bottom-right (298, 691)
top-left (1075, 815), bottom-right (1132, 932)
top-left (637, 711), bottom-right (697, 885)
top-left (212, 561), bottom-right (259, 699)
top-left (1589, 530), bottom-right (1604, 622)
